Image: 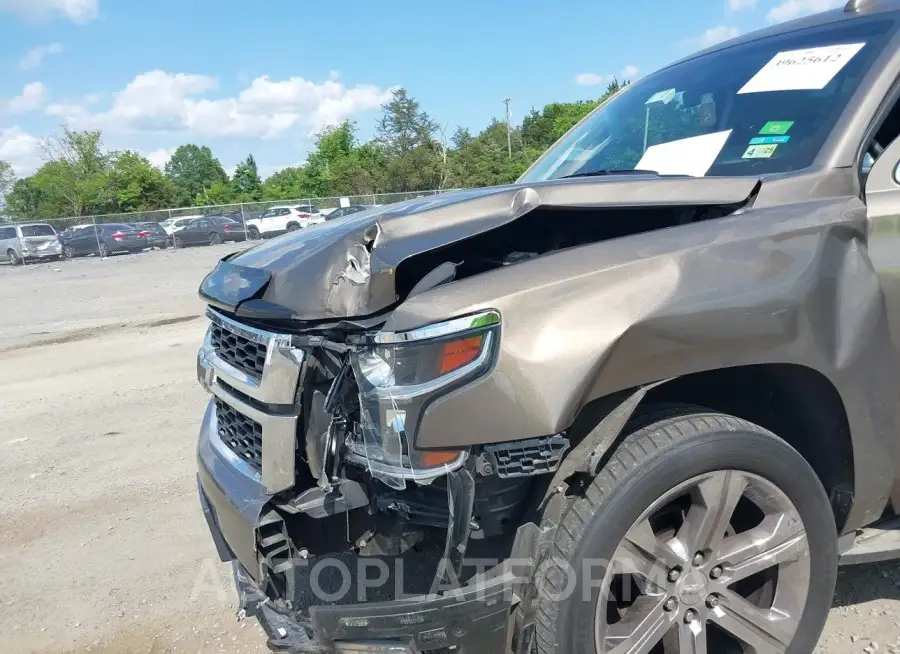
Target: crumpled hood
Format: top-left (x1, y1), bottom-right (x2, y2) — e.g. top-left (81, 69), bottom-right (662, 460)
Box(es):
top-left (199, 175), bottom-right (760, 321)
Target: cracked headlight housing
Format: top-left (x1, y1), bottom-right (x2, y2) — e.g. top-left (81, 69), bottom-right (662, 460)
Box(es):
top-left (348, 310), bottom-right (500, 489)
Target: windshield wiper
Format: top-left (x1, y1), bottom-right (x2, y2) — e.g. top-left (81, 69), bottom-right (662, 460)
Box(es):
top-left (561, 168), bottom-right (661, 179)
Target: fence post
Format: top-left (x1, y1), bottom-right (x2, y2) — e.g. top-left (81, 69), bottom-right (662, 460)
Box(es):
top-left (240, 203), bottom-right (248, 242)
top-left (168, 209), bottom-right (175, 249)
top-left (371, 193), bottom-right (377, 206)
top-left (92, 216), bottom-right (102, 257)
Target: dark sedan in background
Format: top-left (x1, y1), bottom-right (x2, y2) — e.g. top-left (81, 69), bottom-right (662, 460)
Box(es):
top-left (325, 204), bottom-right (374, 220)
top-left (172, 216), bottom-right (245, 247)
top-left (62, 223), bottom-right (145, 258)
top-left (129, 222), bottom-right (170, 249)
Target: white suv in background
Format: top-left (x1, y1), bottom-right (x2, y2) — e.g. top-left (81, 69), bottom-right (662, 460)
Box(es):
top-left (160, 215), bottom-right (202, 236)
top-left (244, 205), bottom-right (325, 239)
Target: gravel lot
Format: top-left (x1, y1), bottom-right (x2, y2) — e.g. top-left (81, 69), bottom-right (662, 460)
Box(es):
top-left (1, 245), bottom-right (899, 653)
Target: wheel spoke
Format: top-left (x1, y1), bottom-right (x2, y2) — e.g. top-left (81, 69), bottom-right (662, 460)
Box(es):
top-left (603, 595), bottom-right (672, 654)
top-left (710, 590), bottom-right (795, 653)
top-left (663, 620), bottom-right (707, 654)
top-left (716, 512), bottom-right (807, 583)
top-left (619, 519), bottom-right (685, 589)
top-left (674, 471), bottom-right (746, 558)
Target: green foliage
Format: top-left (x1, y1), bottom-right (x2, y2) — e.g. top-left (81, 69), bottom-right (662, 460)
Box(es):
top-left (7, 82), bottom-right (632, 221)
top-left (106, 151), bottom-right (178, 212)
top-left (165, 144), bottom-right (228, 205)
top-left (232, 154), bottom-right (262, 200)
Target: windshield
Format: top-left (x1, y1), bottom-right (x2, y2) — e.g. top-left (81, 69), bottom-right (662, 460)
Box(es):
top-left (20, 225), bottom-right (55, 237)
top-left (520, 16), bottom-right (895, 182)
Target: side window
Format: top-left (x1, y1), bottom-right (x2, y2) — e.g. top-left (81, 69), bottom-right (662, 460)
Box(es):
top-left (864, 90), bottom-right (900, 177)
top-left (0, 226), bottom-right (15, 239)
top-left (279, 208), bottom-right (290, 216)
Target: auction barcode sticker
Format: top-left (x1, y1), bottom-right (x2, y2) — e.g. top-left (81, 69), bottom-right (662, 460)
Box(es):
top-left (738, 43), bottom-right (865, 94)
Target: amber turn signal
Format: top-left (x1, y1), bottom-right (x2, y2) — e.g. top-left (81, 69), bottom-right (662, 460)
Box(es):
top-left (438, 335), bottom-right (484, 374)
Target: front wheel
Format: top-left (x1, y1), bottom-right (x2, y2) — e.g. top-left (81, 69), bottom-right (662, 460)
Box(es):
top-left (7, 249), bottom-right (21, 265)
top-left (173, 236), bottom-right (183, 248)
top-left (209, 232), bottom-right (221, 245)
top-left (535, 407), bottom-right (836, 654)
top-left (63, 246), bottom-right (75, 259)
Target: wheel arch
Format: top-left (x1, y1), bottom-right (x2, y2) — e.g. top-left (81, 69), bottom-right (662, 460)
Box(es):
top-left (564, 364), bottom-right (858, 533)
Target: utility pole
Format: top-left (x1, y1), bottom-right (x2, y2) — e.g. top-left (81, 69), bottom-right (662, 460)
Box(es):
top-left (503, 98), bottom-right (513, 159)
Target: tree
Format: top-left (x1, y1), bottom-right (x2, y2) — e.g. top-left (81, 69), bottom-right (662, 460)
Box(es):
top-left (232, 154), bottom-right (262, 200)
top-left (105, 151), bottom-right (178, 212)
top-left (0, 160), bottom-right (14, 216)
top-left (164, 144), bottom-right (228, 205)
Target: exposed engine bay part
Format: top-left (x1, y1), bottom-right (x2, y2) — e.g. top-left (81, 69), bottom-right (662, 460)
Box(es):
top-left (199, 176), bottom-right (761, 322)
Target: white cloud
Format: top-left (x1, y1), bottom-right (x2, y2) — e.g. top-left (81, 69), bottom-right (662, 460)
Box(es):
top-left (575, 64), bottom-right (640, 87)
top-left (6, 82), bottom-right (47, 114)
top-left (767, 0), bottom-right (842, 23)
top-left (19, 43), bottom-right (64, 70)
top-left (727, 0), bottom-right (757, 10)
top-left (0, 0), bottom-right (97, 23)
top-left (49, 70), bottom-right (395, 140)
top-left (145, 147), bottom-right (174, 170)
top-left (680, 25), bottom-right (741, 51)
top-left (0, 126), bottom-right (42, 174)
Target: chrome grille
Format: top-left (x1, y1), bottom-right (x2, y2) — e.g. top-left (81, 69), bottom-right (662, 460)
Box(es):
top-left (210, 322), bottom-right (267, 378)
top-left (215, 398), bottom-right (263, 470)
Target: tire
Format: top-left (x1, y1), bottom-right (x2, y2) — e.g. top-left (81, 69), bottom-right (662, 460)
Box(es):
top-left (248, 226), bottom-right (260, 240)
top-left (209, 232), bottom-right (221, 245)
top-left (98, 243), bottom-right (109, 258)
top-left (286, 222), bottom-right (300, 232)
top-left (173, 236), bottom-right (183, 248)
top-left (63, 246), bottom-right (75, 259)
top-left (160, 240), bottom-right (169, 250)
top-left (534, 406), bottom-right (836, 654)
top-left (7, 249), bottom-right (21, 265)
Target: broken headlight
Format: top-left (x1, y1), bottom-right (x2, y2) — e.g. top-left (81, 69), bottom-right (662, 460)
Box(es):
top-left (348, 310), bottom-right (500, 489)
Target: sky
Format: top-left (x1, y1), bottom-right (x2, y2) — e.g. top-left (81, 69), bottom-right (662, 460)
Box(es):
top-left (0, 0), bottom-right (845, 178)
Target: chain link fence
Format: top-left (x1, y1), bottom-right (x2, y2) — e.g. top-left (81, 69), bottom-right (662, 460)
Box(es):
top-left (0, 189), bottom-right (454, 259)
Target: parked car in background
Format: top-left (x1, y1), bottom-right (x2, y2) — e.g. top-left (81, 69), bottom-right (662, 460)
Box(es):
top-left (172, 216), bottom-right (245, 248)
top-left (59, 224), bottom-right (93, 247)
top-left (324, 204), bottom-right (375, 220)
top-left (160, 215), bottom-right (201, 236)
top-left (129, 222), bottom-right (170, 249)
top-left (62, 223), bottom-right (145, 258)
top-left (244, 205), bottom-right (324, 239)
top-left (0, 223), bottom-right (63, 265)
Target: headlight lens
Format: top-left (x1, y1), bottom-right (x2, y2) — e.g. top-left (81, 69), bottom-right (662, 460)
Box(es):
top-left (348, 310), bottom-right (500, 488)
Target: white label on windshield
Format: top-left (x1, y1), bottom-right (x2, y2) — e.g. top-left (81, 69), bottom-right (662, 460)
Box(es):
top-left (636, 130), bottom-right (732, 177)
top-left (738, 43), bottom-right (865, 94)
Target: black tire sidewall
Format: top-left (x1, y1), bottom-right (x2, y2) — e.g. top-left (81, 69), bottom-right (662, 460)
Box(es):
top-left (210, 232), bottom-right (220, 245)
top-left (553, 428), bottom-right (837, 654)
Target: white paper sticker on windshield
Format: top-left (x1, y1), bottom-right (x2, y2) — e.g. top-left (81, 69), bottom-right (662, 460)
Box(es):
top-left (636, 130), bottom-right (732, 178)
top-left (738, 43), bottom-right (865, 94)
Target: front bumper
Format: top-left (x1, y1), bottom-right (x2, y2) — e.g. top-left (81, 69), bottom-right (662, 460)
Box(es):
top-left (198, 418), bottom-right (517, 654)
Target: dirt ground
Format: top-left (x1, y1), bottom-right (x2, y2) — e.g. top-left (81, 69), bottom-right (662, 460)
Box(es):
top-left (0, 245), bottom-right (899, 654)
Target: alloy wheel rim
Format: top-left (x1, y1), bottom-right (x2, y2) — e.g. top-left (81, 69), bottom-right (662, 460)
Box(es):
top-left (594, 470), bottom-right (810, 653)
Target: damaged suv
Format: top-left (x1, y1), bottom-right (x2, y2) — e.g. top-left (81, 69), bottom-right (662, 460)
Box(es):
top-left (196, 3), bottom-right (900, 653)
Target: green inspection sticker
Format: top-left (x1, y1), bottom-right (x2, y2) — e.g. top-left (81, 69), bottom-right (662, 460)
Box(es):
top-left (743, 144), bottom-right (778, 159)
top-left (759, 121), bottom-right (794, 135)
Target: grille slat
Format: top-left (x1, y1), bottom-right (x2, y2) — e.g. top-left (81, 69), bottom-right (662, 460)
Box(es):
top-left (215, 399), bottom-right (263, 470)
top-left (210, 323), bottom-right (267, 378)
